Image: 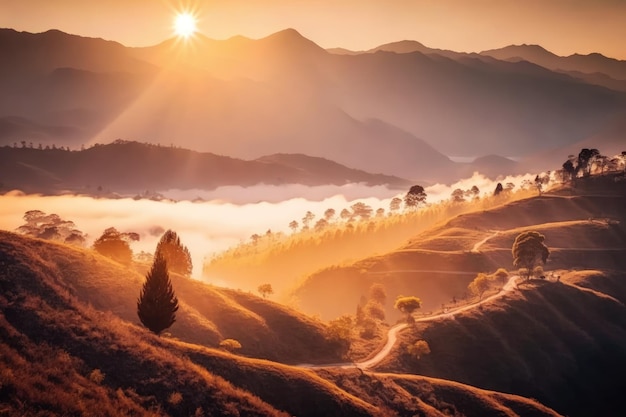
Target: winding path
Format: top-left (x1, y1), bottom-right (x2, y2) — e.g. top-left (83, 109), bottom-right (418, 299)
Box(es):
top-left (299, 275), bottom-right (518, 370)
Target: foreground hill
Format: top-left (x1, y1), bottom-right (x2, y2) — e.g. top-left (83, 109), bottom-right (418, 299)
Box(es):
top-left (376, 269), bottom-right (626, 417)
top-left (0, 229), bottom-right (562, 416)
top-left (0, 140), bottom-right (410, 194)
top-left (0, 230), bottom-right (342, 363)
top-left (293, 175), bottom-right (626, 319)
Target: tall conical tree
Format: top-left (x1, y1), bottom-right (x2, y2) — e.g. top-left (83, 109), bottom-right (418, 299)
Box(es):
top-left (155, 229), bottom-right (193, 276)
top-left (137, 253), bottom-right (179, 335)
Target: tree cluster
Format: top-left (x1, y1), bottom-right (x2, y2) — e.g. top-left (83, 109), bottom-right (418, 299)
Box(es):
top-left (93, 227), bottom-right (139, 265)
top-left (16, 210), bottom-right (86, 246)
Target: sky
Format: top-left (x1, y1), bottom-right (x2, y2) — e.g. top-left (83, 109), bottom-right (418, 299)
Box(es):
top-left (1, 0), bottom-right (625, 59)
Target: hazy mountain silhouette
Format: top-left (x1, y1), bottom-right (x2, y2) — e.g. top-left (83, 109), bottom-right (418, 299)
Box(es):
top-left (0, 140), bottom-right (411, 194)
top-left (480, 44), bottom-right (626, 81)
top-left (1, 28), bottom-right (625, 182)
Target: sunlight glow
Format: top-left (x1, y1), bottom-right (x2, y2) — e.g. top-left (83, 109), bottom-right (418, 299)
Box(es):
top-left (174, 12), bottom-right (197, 38)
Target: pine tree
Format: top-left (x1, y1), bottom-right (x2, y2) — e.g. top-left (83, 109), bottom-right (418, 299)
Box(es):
top-left (155, 230), bottom-right (193, 276)
top-left (137, 253), bottom-right (179, 335)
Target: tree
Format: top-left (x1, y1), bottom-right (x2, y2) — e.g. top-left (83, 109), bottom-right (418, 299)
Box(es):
top-left (404, 185), bottom-right (427, 209)
top-left (512, 231), bottom-right (550, 280)
top-left (314, 218), bottom-right (329, 232)
top-left (302, 211), bottom-right (315, 228)
top-left (468, 273), bottom-right (493, 300)
top-left (389, 197), bottom-right (403, 213)
top-left (257, 283), bottom-right (273, 298)
top-left (368, 283), bottom-right (387, 305)
top-left (375, 208), bottom-right (385, 218)
top-left (219, 339), bottom-right (242, 352)
top-left (469, 185), bottom-right (480, 199)
top-left (451, 188), bottom-right (465, 203)
top-left (93, 227), bottom-right (136, 265)
top-left (492, 268), bottom-right (509, 285)
top-left (340, 208), bottom-right (352, 221)
top-left (407, 340), bottom-right (431, 360)
top-left (326, 315), bottom-right (353, 356)
top-left (324, 208), bottom-right (336, 221)
top-left (16, 210), bottom-right (86, 245)
top-left (289, 220), bottom-right (299, 233)
top-left (364, 300), bottom-right (385, 321)
top-left (577, 148), bottom-right (600, 177)
top-left (351, 202), bottom-right (373, 220)
top-left (562, 160), bottom-right (576, 183)
top-left (394, 296), bottom-right (422, 322)
top-left (493, 183), bottom-right (504, 196)
top-left (137, 253), bottom-right (179, 335)
top-left (155, 230), bottom-right (192, 276)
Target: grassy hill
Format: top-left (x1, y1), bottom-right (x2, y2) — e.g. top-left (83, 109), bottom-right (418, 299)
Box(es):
top-left (0, 227), bottom-right (562, 416)
top-left (375, 269), bottom-right (626, 417)
top-left (0, 230), bottom-right (341, 364)
top-left (292, 175), bottom-right (626, 319)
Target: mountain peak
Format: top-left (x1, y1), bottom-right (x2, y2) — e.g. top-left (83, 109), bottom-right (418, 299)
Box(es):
top-left (260, 28), bottom-right (325, 54)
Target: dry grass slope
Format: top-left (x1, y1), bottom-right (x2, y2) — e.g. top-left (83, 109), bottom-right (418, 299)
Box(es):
top-left (377, 270), bottom-right (626, 417)
top-left (0, 230), bottom-right (341, 363)
top-left (0, 228), bottom-right (564, 416)
top-left (293, 179), bottom-right (626, 319)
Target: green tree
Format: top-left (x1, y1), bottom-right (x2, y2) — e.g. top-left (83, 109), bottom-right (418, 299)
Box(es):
top-left (155, 230), bottom-right (192, 276)
top-left (257, 283), bottom-right (274, 298)
top-left (468, 273), bottom-right (493, 300)
top-left (512, 231), bottom-right (550, 280)
top-left (394, 296), bottom-right (422, 322)
top-left (407, 340), bottom-right (431, 360)
top-left (137, 253), bottom-right (179, 335)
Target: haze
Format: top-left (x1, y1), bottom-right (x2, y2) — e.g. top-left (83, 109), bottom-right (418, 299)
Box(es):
top-left (0, 173), bottom-right (534, 278)
top-left (2, 0), bottom-right (625, 59)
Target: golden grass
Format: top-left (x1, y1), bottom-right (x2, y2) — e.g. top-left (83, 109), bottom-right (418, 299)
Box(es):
top-left (376, 269), bottom-right (626, 417)
top-left (292, 184), bottom-right (626, 320)
top-left (0, 230), bottom-right (341, 363)
top-left (203, 188), bottom-right (534, 297)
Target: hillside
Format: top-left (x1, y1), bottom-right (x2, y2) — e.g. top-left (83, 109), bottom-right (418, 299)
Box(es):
top-left (1, 28), bottom-right (625, 181)
top-left (375, 269), bottom-right (626, 417)
top-left (0, 140), bottom-right (411, 194)
top-left (292, 175), bottom-right (626, 319)
top-left (0, 228), bottom-right (563, 416)
top-left (0, 230), bottom-right (342, 364)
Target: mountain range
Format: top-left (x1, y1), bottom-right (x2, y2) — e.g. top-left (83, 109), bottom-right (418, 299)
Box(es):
top-left (0, 140), bottom-right (411, 195)
top-left (1, 28), bottom-right (625, 183)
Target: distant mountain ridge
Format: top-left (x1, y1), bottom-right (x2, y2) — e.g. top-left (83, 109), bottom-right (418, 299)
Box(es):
top-left (1, 28), bottom-right (625, 182)
top-left (0, 140), bottom-right (412, 195)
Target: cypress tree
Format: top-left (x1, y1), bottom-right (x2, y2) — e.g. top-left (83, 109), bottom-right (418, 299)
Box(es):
top-left (155, 230), bottom-right (193, 276)
top-left (137, 253), bottom-right (179, 335)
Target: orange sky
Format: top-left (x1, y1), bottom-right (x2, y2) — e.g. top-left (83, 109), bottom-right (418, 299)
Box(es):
top-left (1, 0), bottom-right (625, 58)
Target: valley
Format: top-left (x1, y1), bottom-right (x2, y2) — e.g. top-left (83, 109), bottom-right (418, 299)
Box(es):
top-left (2, 171), bottom-right (625, 416)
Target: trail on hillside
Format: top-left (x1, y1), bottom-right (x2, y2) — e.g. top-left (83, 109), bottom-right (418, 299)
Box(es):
top-left (298, 274), bottom-right (518, 370)
top-left (471, 231), bottom-right (500, 252)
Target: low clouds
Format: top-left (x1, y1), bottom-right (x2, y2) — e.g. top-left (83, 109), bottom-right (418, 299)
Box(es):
top-left (0, 172), bottom-right (535, 277)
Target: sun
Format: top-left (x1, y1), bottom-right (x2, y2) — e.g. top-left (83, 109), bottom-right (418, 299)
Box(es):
top-left (173, 12), bottom-right (197, 38)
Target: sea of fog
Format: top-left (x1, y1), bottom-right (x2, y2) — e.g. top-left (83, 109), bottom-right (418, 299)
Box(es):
top-left (0, 172), bottom-right (535, 277)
